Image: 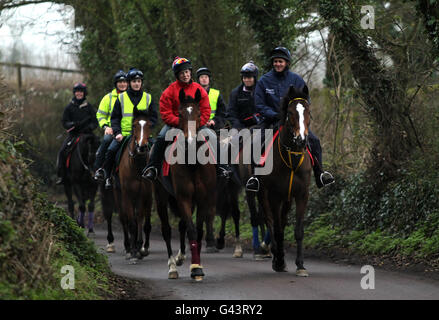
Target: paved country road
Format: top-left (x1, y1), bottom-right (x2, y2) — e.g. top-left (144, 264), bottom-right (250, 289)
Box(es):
top-left (91, 224), bottom-right (439, 300)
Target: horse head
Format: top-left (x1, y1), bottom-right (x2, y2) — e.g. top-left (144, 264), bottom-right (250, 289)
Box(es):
top-left (178, 88), bottom-right (201, 144)
top-left (280, 85), bottom-right (311, 150)
top-left (132, 106), bottom-right (152, 156)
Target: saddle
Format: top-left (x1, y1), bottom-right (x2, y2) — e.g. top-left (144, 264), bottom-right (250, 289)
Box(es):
top-left (114, 135), bottom-right (132, 173)
top-left (65, 136), bottom-right (81, 168)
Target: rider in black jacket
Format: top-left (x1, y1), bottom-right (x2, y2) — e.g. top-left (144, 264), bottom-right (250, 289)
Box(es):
top-left (56, 82), bottom-right (98, 185)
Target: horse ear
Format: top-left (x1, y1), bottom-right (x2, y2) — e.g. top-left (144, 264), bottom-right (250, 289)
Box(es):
top-left (287, 85), bottom-right (297, 99)
top-left (302, 85), bottom-right (309, 99)
top-left (195, 88), bottom-right (201, 103)
top-left (133, 105), bottom-right (139, 119)
top-left (179, 88), bottom-right (186, 104)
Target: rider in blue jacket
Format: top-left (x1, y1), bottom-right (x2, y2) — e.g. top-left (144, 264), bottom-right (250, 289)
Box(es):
top-left (246, 46), bottom-right (335, 192)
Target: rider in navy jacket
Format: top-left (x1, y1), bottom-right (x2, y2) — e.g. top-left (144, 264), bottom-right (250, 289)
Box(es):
top-left (245, 47), bottom-right (335, 192)
top-left (255, 68), bottom-right (306, 123)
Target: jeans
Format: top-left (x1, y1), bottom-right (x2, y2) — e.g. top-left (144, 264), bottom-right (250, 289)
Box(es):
top-left (94, 134), bottom-right (113, 170)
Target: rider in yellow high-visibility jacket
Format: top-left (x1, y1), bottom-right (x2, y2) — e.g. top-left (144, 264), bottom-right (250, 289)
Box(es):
top-left (93, 70), bottom-right (128, 180)
top-left (99, 68), bottom-right (157, 189)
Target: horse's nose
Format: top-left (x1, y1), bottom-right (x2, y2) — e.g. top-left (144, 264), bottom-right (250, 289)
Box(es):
top-left (137, 145), bottom-right (147, 154)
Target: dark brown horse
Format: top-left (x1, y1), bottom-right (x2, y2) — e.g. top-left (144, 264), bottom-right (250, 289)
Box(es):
top-left (155, 88), bottom-right (216, 281)
top-left (63, 133), bottom-right (98, 235)
top-left (257, 85), bottom-right (312, 276)
top-left (114, 107), bottom-right (154, 263)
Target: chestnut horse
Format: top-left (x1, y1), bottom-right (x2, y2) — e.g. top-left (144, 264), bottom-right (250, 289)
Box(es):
top-left (114, 107), bottom-right (154, 263)
top-left (155, 88), bottom-right (216, 281)
top-left (257, 85), bottom-right (312, 277)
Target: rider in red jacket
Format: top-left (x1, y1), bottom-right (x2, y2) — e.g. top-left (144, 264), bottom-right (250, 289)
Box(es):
top-left (142, 57), bottom-right (210, 180)
top-left (160, 72), bottom-right (211, 127)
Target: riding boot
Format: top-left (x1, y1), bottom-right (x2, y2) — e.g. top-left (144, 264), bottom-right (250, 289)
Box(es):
top-left (55, 151), bottom-right (66, 185)
top-left (310, 153), bottom-right (335, 188)
top-left (94, 134), bottom-right (113, 171)
top-left (102, 156), bottom-right (115, 189)
top-left (142, 137), bottom-right (167, 181)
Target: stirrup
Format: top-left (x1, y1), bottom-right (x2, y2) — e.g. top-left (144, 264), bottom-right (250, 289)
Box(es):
top-left (246, 176), bottom-right (260, 192)
top-left (219, 166), bottom-right (232, 179)
top-left (94, 168), bottom-right (105, 181)
top-left (142, 167), bottom-right (157, 181)
top-left (105, 178), bottom-right (112, 189)
top-left (320, 171), bottom-right (335, 187)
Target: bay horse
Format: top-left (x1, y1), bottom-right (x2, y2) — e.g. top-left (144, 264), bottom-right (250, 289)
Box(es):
top-left (63, 133), bottom-right (99, 235)
top-left (257, 85), bottom-right (312, 277)
top-left (155, 88), bottom-right (216, 281)
top-left (113, 107), bottom-right (154, 263)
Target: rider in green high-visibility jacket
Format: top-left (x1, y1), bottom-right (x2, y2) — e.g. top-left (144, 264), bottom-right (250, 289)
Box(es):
top-left (93, 70), bottom-right (128, 180)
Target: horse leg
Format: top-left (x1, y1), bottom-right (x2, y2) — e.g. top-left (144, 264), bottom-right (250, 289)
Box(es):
top-left (179, 198), bottom-right (203, 281)
top-left (176, 219), bottom-right (187, 267)
top-left (140, 193), bottom-right (152, 258)
top-left (271, 199), bottom-right (286, 272)
top-left (87, 187), bottom-right (96, 236)
top-left (154, 185), bottom-right (178, 278)
top-left (295, 195), bottom-right (309, 277)
top-left (216, 213), bottom-right (226, 250)
top-left (204, 206), bottom-right (217, 253)
top-left (64, 182), bottom-right (75, 219)
top-left (102, 185), bottom-right (115, 253)
top-left (118, 201), bottom-right (131, 260)
top-left (73, 185), bottom-right (85, 228)
top-left (247, 190), bottom-right (262, 259)
top-left (231, 197), bottom-right (243, 258)
top-left (124, 195), bottom-right (139, 264)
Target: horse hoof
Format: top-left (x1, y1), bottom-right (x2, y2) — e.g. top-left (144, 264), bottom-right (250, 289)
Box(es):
top-left (272, 261), bottom-right (287, 272)
top-left (205, 246), bottom-right (219, 253)
top-left (190, 264), bottom-right (205, 281)
top-left (140, 247), bottom-right (150, 257)
top-left (175, 251), bottom-right (186, 266)
top-left (106, 244), bottom-right (115, 253)
top-left (253, 253), bottom-right (265, 261)
top-left (296, 269), bottom-right (309, 277)
top-left (233, 250), bottom-right (243, 258)
top-left (87, 230), bottom-right (95, 238)
top-left (168, 271), bottom-right (179, 279)
top-left (216, 238), bottom-right (225, 250)
top-left (125, 253), bottom-right (131, 260)
top-left (129, 258), bottom-right (138, 265)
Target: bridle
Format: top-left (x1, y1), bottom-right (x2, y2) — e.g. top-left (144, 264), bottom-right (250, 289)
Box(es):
top-left (278, 97), bottom-right (309, 202)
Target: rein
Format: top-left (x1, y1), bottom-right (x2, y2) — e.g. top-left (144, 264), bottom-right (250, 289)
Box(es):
top-left (277, 125), bottom-right (306, 203)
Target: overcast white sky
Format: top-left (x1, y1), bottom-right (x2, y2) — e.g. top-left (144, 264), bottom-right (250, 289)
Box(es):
top-left (0, 2), bottom-right (78, 68)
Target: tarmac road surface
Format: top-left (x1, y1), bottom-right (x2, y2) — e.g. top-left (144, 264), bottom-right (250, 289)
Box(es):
top-left (92, 224), bottom-right (439, 300)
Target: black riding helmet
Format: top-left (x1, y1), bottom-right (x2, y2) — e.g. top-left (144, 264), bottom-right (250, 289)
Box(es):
top-left (113, 70), bottom-right (127, 86)
top-left (240, 61), bottom-right (259, 79)
top-left (270, 46), bottom-right (292, 63)
top-left (196, 67), bottom-right (212, 80)
top-left (73, 82), bottom-right (87, 96)
top-left (127, 68), bottom-right (144, 82)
